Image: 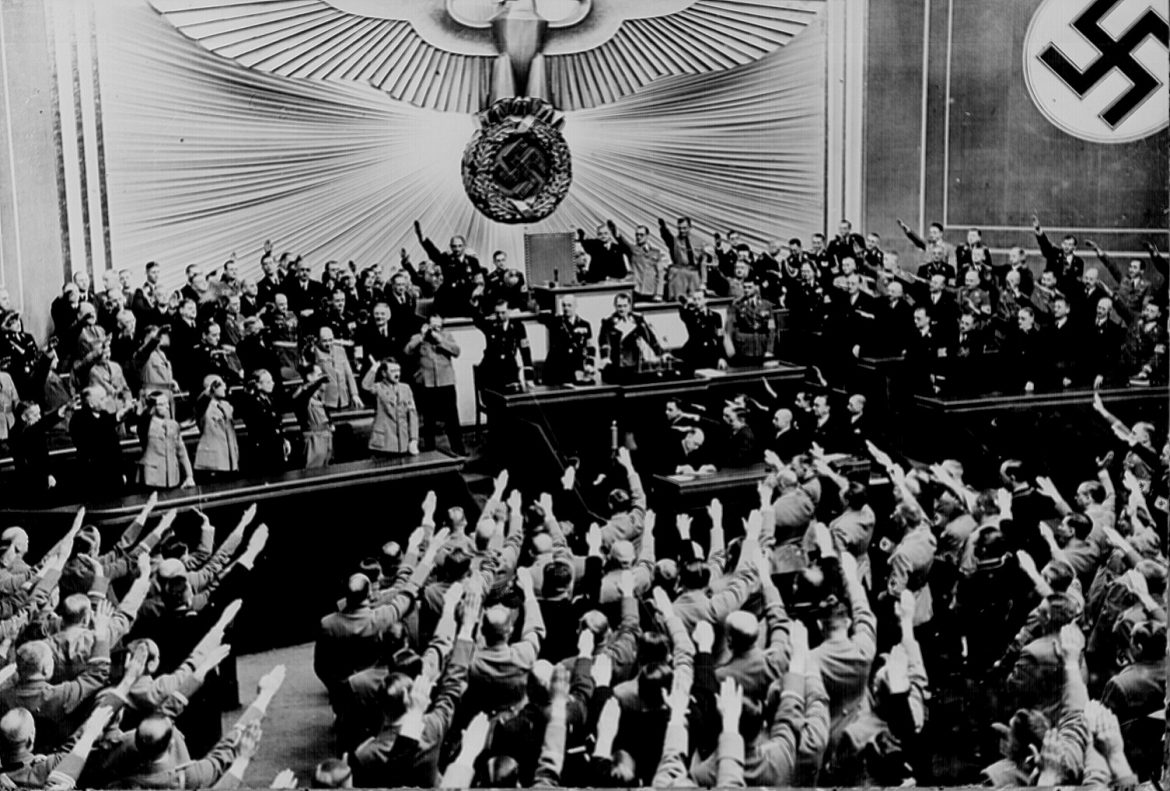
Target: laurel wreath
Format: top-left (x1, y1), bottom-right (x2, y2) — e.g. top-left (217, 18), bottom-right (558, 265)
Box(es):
top-left (461, 97), bottom-right (572, 224)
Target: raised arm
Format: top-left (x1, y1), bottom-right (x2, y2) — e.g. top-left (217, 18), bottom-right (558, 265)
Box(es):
top-left (896, 219), bottom-right (926, 251)
top-left (513, 567), bottom-right (547, 662)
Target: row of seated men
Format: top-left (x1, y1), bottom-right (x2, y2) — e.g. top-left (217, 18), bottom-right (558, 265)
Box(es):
top-left (309, 392), bottom-right (1167, 787)
top-left (640, 387), bottom-right (871, 477)
top-left (0, 496), bottom-right (289, 788)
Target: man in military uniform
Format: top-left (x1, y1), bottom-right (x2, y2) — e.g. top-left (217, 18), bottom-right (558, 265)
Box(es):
top-left (724, 277), bottom-right (776, 366)
top-left (538, 295), bottom-right (595, 385)
top-left (414, 220), bottom-right (484, 291)
top-left (598, 292), bottom-right (666, 383)
top-left (475, 300), bottom-right (532, 392)
top-left (827, 220), bottom-right (866, 270)
top-left (807, 232), bottom-right (834, 285)
top-left (628, 225), bottom-right (665, 302)
top-left (898, 219), bottom-right (957, 286)
top-left (678, 290), bottom-right (726, 370)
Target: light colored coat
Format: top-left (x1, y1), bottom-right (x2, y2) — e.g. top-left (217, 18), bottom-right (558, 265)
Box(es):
top-left (193, 397), bottom-right (239, 472)
top-left (405, 329), bottom-right (460, 388)
top-left (362, 367), bottom-right (418, 454)
top-left (311, 345), bottom-right (361, 409)
top-left (138, 416), bottom-right (192, 488)
top-left (0, 371), bottom-right (16, 442)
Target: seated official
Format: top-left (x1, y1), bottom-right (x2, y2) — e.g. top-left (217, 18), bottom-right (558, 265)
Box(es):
top-left (597, 293), bottom-right (667, 383)
top-left (766, 408), bottom-right (807, 463)
top-left (720, 404), bottom-right (756, 468)
top-left (658, 427), bottom-right (714, 475)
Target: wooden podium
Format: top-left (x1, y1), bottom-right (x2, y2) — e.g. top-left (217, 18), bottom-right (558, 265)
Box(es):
top-left (524, 231), bottom-right (575, 286)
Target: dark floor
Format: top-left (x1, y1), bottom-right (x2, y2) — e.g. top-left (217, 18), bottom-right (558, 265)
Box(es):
top-left (223, 644), bottom-right (336, 787)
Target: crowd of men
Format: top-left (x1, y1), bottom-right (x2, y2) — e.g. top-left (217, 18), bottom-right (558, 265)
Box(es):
top-left (0, 213), bottom-right (1166, 488)
top-left (310, 390), bottom-right (1167, 787)
top-left (0, 211), bottom-right (1163, 788)
top-left (0, 495), bottom-right (293, 788)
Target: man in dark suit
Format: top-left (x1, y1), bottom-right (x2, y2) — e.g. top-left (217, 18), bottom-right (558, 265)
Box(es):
top-left (1033, 215), bottom-right (1084, 295)
top-left (255, 254), bottom-right (284, 310)
top-left (357, 302), bottom-right (400, 373)
top-left (947, 310), bottom-right (992, 396)
top-left (720, 404), bottom-right (756, 468)
top-left (842, 394), bottom-right (869, 456)
top-left (767, 408), bottom-right (806, 463)
top-left (808, 393), bottom-right (842, 451)
top-left (131, 262), bottom-right (167, 330)
top-left (281, 260), bottom-right (327, 321)
top-left (1082, 297), bottom-right (1126, 388)
top-left (904, 307), bottom-right (943, 394)
top-left (659, 427), bottom-right (711, 474)
top-left (384, 273), bottom-right (421, 359)
top-left (996, 247), bottom-right (1036, 297)
top-left (828, 274), bottom-right (877, 354)
top-left (580, 221), bottom-right (631, 283)
top-left (1047, 295), bottom-right (1081, 388)
top-left (1001, 307), bottom-right (1051, 393)
top-left (875, 280), bottom-right (915, 356)
top-left (1075, 268), bottom-right (1111, 324)
top-left (922, 274), bottom-right (959, 345)
top-left (70, 385), bottom-right (129, 494)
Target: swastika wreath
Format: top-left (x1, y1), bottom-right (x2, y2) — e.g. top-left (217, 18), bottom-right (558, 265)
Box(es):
top-left (461, 97), bottom-right (572, 224)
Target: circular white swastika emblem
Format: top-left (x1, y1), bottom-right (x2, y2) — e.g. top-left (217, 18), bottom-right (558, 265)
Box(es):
top-left (1023, 0), bottom-right (1169, 144)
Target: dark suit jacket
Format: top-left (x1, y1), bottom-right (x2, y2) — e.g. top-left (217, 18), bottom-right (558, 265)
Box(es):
top-left (922, 291), bottom-right (960, 342)
top-left (1082, 318), bottom-right (1125, 383)
top-left (722, 424), bottom-right (757, 468)
top-left (358, 321), bottom-right (401, 367)
top-left (1001, 326), bottom-right (1051, 390)
top-left (768, 428), bottom-right (807, 463)
top-left (1048, 318), bottom-right (1081, 383)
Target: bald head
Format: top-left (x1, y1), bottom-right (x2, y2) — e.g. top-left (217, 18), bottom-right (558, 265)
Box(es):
top-left (344, 573), bottom-right (372, 609)
top-left (135, 716), bottom-right (175, 761)
top-left (0, 528), bottom-right (28, 557)
top-left (61, 593), bottom-right (92, 627)
top-left (0, 708), bottom-right (34, 753)
top-left (482, 605), bottom-right (512, 645)
top-left (16, 642), bottom-right (53, 681)
top-left (725, 611), bottom-right (760, 654)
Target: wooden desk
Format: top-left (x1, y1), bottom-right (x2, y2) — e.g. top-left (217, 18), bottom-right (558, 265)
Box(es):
top-left (914, 384), bottom-right (1170, 416)
top-left (481, 364), bottom-right (809, 474)
top-left (483, 363), bottom-right (809, 419)
top-left (437, 295), bottom-right (738, 428)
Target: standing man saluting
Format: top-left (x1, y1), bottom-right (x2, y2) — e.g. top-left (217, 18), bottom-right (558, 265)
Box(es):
top-left (405, 314), bottom-right (465, 455)
top-left (414, 220), bottom-right (483, 292)
top-left (538, 295), bottom-right (595, 385)
top-left (475, 300), bottom-right (533, 392)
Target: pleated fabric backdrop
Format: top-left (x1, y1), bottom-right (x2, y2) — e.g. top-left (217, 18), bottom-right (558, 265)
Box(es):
top-left (95, 0), bottom-right (827, 290)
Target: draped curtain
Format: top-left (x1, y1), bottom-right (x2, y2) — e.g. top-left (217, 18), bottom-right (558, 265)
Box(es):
top-left (96, 0), bottom-right (826, 291)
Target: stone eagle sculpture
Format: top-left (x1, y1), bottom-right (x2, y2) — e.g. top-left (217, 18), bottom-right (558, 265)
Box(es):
top-left (150, 0), bottom-right (823, 221)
